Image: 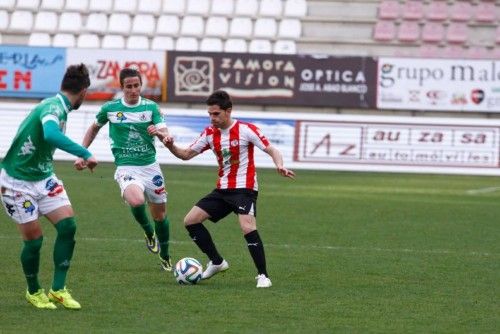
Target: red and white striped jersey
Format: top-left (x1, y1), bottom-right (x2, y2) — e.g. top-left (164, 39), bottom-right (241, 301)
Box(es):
top-left (190, 120), bottom-right (270, 190)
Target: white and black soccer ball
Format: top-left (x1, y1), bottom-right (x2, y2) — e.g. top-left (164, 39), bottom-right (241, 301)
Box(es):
top-left (174, 257), bottom-right (203, 285)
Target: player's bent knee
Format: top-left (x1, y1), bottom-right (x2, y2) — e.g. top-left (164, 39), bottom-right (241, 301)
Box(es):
top-left (55, 217), bottom-right (76, 239)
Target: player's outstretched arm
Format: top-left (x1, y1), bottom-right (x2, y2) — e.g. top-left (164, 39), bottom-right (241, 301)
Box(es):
top-left (163, 140), bottom-right (199, 161)
top-left (264, 145), bottom-right (295, 179)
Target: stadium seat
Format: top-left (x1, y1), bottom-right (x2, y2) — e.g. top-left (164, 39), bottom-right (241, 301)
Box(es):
top-left (442, 45), bottom-right (464, 58)
top-left (421, 22), bottom-right (444, 43)
top-left (199, 37), bottom-right (224, 52)
top-left (210, 0), bottom-right (234, 16)
top-left (65, 0), bottom-right (88, 13)
top-left (186, 0), bottom-right (210, 15)
top-left (446, 22), bottom-right (468, 44)
top-left (378, 0), bottom-right (400, 20)
top-left (156, 15), bottom-right (180, 36)
top-left (9, 11), bottom-right (33, 32)
top-left (131, 14), bottom-right (156, 36)
top-left (474, 2), bottom-right (496, 23)
top-left (175, 37), bottom-right (199, 51)
top-left (77, 33), bottom-right (100, 48)
top-left (107, 13), bottom-right (132, 35)
top-left (253, 18), bottom-right (277, 38)
top-left (259, 0), bottom-right (282, 17)
top-left (273, 40), bottom-right (296, 54)
top-left (229, 17), bottom-right (252, 37)
top-left (52, 33), bottom-right (76, 47)
top-left (101, 34), bottom-right (125, 49)
top-left (40, 0), bottom-right (64, 11)
top-left (137, 0), bottom-right (161, 14)
top-left (126, 35), bottom-right (149, 50)
top-left (402, 1), bottom-right (423, 20)
top-left (450, 1), bottom-right (471, 22)
top-left (205, 17), bottom-right (229, 37)
top-left (16, 0), bottom-right (40, 11)
top-left (113, 0), bottom-right (137, 13)
top-left (278, 19), bottom-right (301, 39)
top-left (85, 13), bottom-right (108, 33)
top-left (465, 46), bottom-right (491, 59)
top-left (58, 12), bottom-right (82, 33)
top-left (224, 38), bottom-right (247, 52)
top-left (397, 21), bottom-right (420, 43)
top-left (234, 0), bottom-right (258, 17)
top-left (248, 39), bottom-right (272, 53)
top-left (283, 0), bottom-right (307, 18)
top-left (28, 32), bottom-right (51, 46)
top-left (151, 36), bottom-right (174, 50)
top-left (162, 0), bottom-right (185, 15)
top-left (418, 44), bottom-right (440, 58)
top-left (0, 10), bottom-right (8, 30)
top-left (181, 16), bottom-right (204, 37)
top-left (425, 0), bottom-right (448, 21)
top-left (34, 11), bottom-right (58, 33)
top-left (0, 0), bottom-right (15, 10)
top-left (88, 0), bottom-right (112, 13)
top-left (373, 20), bottom-right (396, 41)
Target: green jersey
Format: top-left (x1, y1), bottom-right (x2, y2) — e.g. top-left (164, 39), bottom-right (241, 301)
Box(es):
top-left (96, 97), bottom-right (165, 166)
top-left (1, 93), bottom-right (91, 181)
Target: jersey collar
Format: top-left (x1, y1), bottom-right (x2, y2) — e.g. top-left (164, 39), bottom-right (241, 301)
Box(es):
top-left (57, 93), bottom-right (72, 113)
top-left (121, 96), bottom-right (142, 108)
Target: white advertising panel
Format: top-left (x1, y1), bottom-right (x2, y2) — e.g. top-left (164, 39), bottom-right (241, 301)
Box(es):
top-left (377, 57), bottom-right (500, 112)
top-left (295, 121), bottom-right (499, 169)
top-left (2, 102), bottom-right (500, 175)
top-left (67, 48), bottom-right (165, 102)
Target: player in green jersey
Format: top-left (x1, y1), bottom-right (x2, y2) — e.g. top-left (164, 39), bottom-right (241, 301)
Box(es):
top-left (0, 64), bottom-right (97, 310)
top-left (75, 67), bottom-right (173, 271)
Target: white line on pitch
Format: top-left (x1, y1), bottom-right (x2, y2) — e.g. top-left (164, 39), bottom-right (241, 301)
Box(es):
top-left (0, 235), bottom-right (495, 257)
top-left (466, 186), bottom-right (500, 195)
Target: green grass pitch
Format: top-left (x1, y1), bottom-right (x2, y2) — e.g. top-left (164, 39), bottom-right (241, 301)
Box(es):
top-left (0, 162), bottom-right (498, 333)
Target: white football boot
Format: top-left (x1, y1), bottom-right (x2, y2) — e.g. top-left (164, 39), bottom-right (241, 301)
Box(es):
top-left (256, 274), bottom-right (272, 288)
top-left (201, 259), bottom-right (229, 279)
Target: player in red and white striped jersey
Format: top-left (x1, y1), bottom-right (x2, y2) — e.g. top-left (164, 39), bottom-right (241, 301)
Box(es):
top-left (150, 90), bottom-right (294, 288)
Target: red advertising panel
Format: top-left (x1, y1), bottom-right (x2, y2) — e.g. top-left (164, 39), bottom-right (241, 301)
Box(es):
top-left (166, 51), bottom-right (377, 108)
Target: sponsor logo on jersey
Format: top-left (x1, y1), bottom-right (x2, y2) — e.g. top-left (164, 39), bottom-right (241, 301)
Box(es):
top-left (116, 112), bottom-right (127, 122)
top-left (18, 136), bottom-right (36, 156)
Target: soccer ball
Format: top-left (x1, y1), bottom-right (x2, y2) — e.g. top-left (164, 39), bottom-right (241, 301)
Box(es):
top-left (174, 257), bottom-right (203, 285)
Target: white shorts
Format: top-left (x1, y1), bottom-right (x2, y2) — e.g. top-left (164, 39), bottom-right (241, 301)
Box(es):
top-left (113, 162), bottom-right (167, 204)
top-left (0, 169), bottom-right (71, 224)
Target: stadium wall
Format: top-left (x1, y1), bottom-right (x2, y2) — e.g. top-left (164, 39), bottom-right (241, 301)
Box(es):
top-left (1, 102), bottom-right (499, 176)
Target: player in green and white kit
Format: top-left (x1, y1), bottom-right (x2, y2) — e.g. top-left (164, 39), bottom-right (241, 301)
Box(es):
top-left (75, 68), bottom-right (173, 271)
top-left (0, 64), bottom-right (97, 310)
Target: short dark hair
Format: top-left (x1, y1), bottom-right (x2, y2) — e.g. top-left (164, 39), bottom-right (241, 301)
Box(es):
top-left (60, 63), bottom-right (90, 94)
top-left (206, 90), bottom-right (232, 110)
top-left (119, 67), bottom-right (142, 87)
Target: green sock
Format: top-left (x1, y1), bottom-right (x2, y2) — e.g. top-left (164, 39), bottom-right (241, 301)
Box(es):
top-left (155, 217), bottom-right (170, 259)
top-left (131, 204), bottom-right (154, 238)
top-left (21, 236), bottom-right (43, 294)
top-left (52, 217), bottom-right (76, 291)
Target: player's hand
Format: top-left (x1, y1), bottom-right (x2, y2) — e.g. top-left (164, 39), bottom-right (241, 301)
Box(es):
top-left (74, 158), bottom-right (86, 171)
top-left (277, 167), bottom-right (295, 179)
top-left (147, 125), bottom-right (162, 139)
top-left (162, 136), bottom-right (174, 148)
top-left (85, 156), bottom-right (98, 172)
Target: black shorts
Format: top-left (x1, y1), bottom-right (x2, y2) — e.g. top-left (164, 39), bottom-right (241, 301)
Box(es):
top-left (195, 188), bottom-right (258, 223)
